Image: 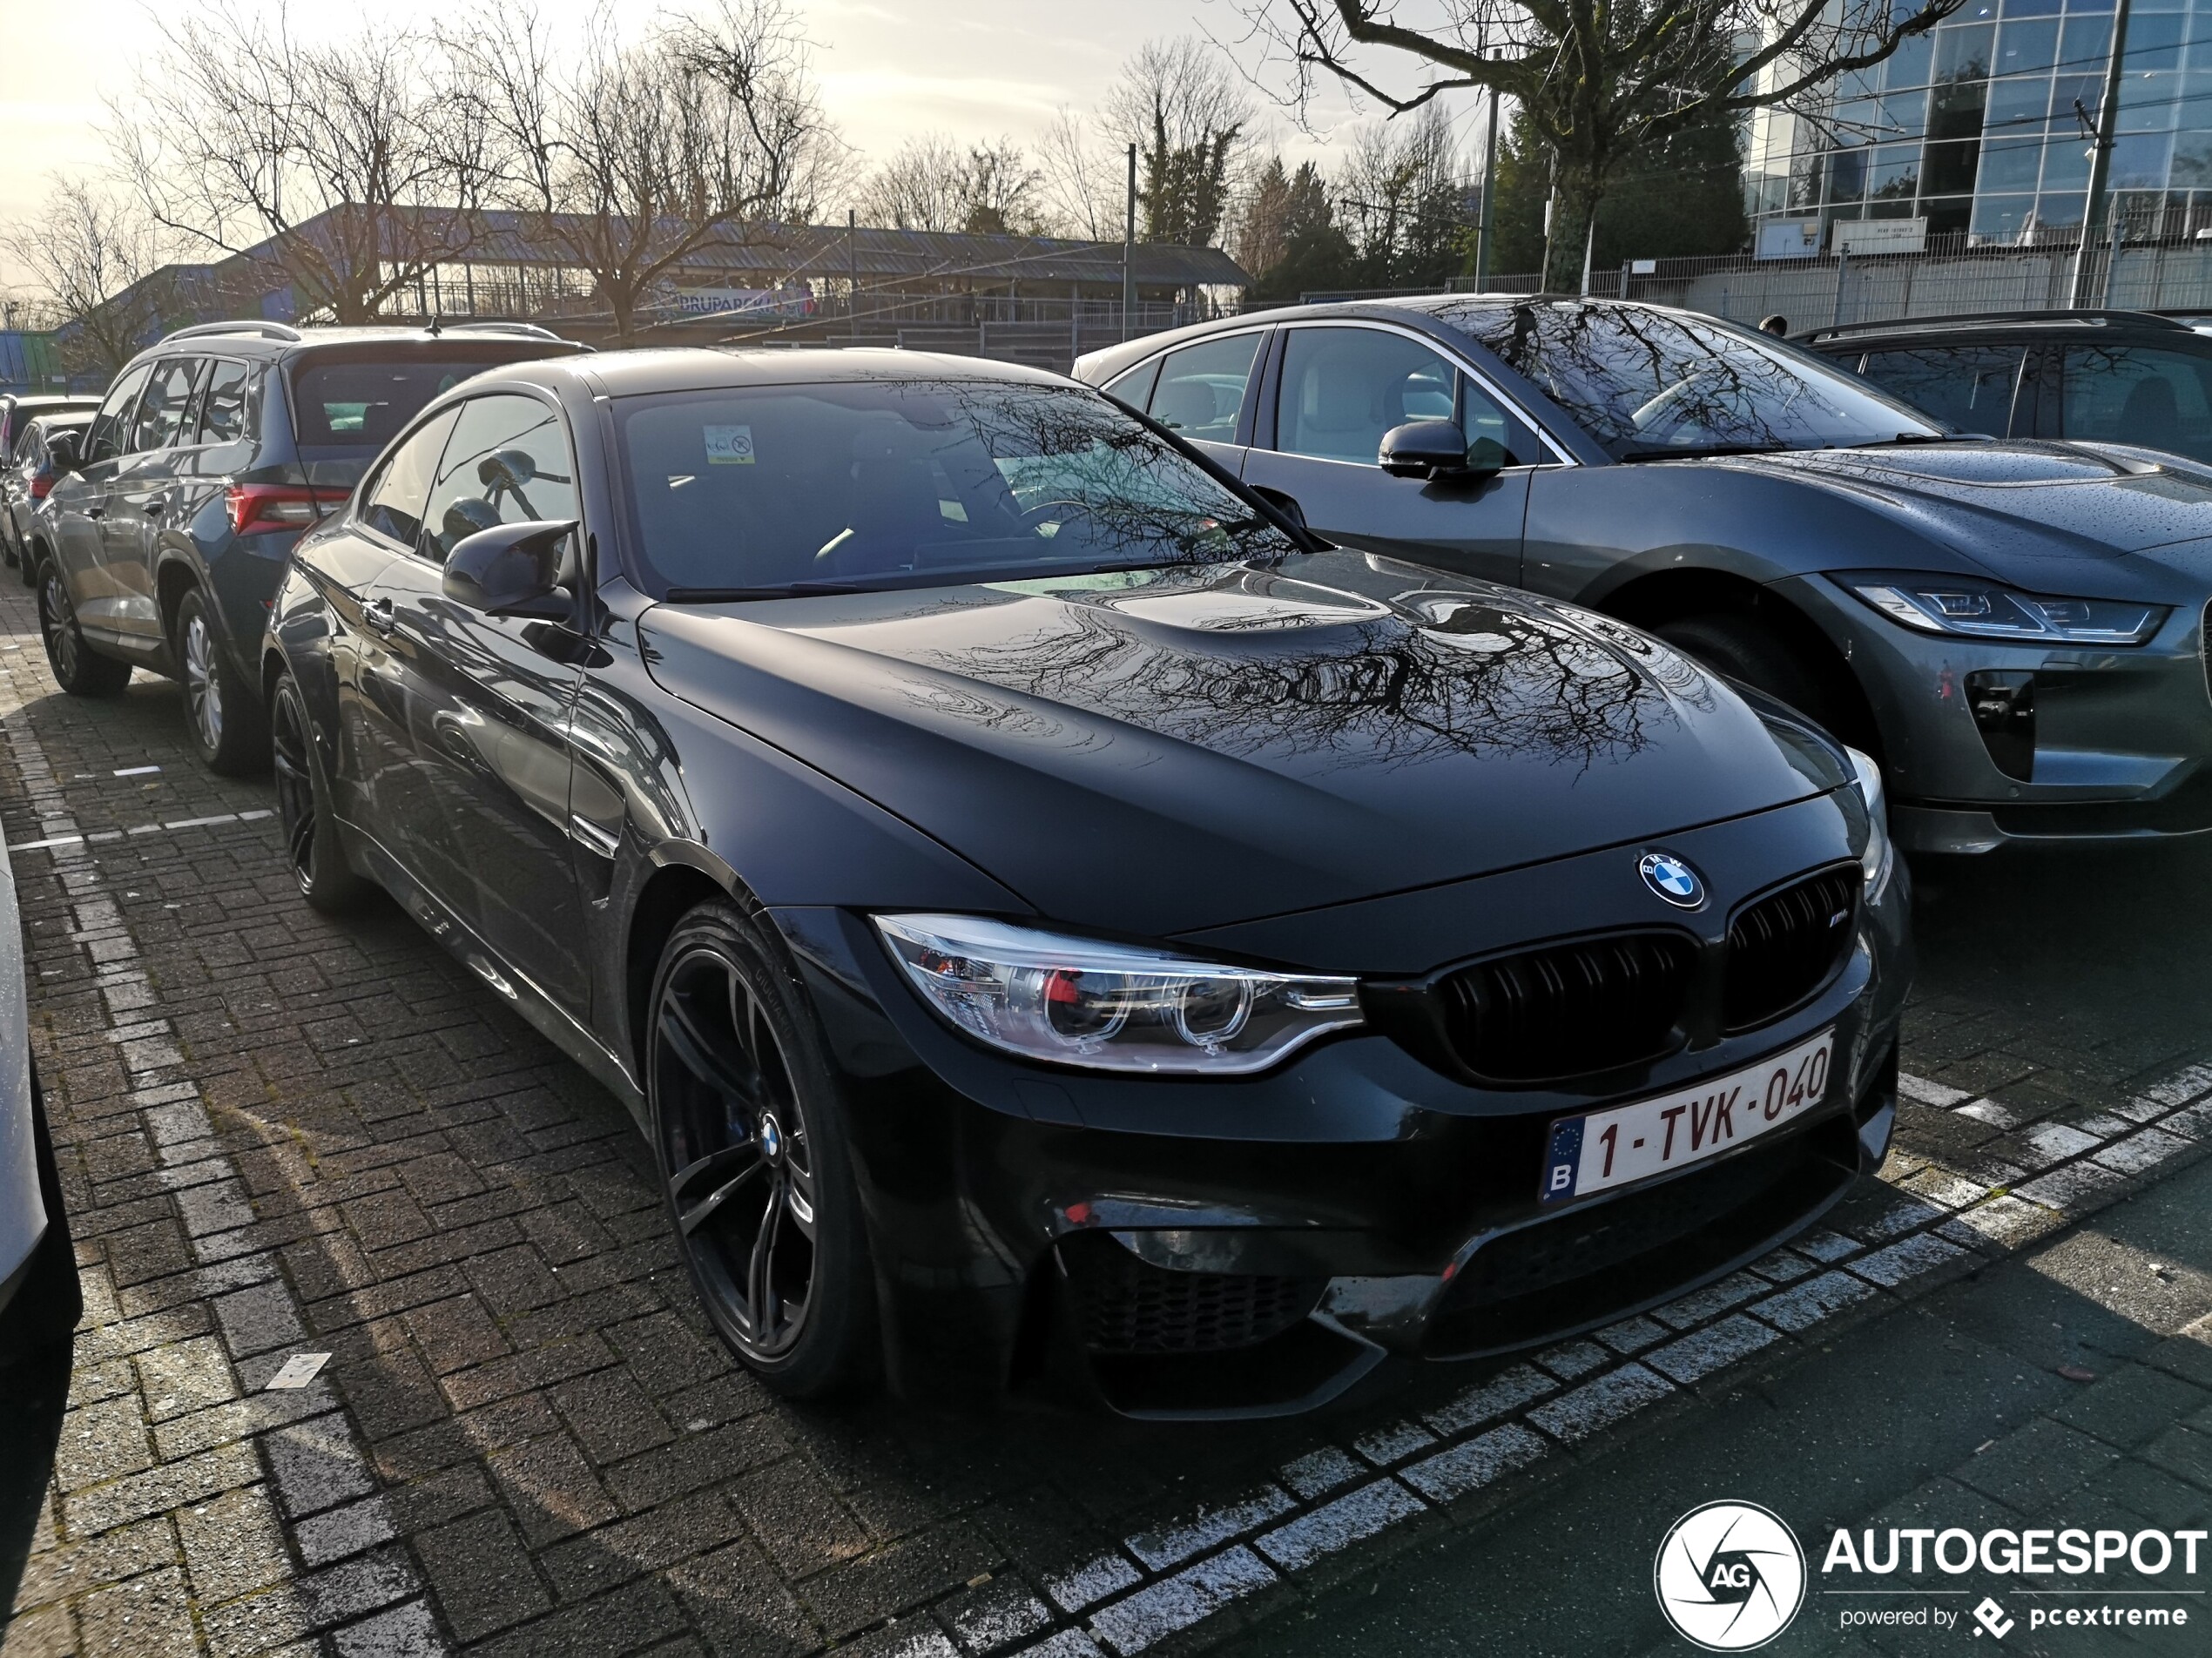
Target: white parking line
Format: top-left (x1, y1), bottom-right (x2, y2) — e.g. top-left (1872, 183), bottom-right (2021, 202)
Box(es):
top-left (13, 807), bottom-right (273, 853)
top-left (114, 765), bottom-right (160, 777)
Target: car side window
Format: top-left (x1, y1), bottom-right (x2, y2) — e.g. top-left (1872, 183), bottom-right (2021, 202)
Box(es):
top-left (418, 394), bottom-right (577, 565)
top-left (130, 358), bottom-right (205, 455)
top-left (199, 361), bottom-right (255, 446)
top-left (1856, 346), bottom-right (2026, 435)
top-left (1278, 327), bottom-right (1523, 467)
top-left (1103, 357), bottom-right (1162, 410)
top-left (84, 365), bottom-right (153, 465)
top-left (1148, 333), bottom-right (1264, 443)
top-left (358, 408), bottom-right (461, 549)
top-left (2059, 345), bottom-right (2212, 461)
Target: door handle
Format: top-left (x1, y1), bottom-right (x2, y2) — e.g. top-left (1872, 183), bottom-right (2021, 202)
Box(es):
top-left (142, 493), bottom-right (170, 516)
top-left (362, 597), bottom-right (395, 634)
top-left (83, 506), bottom-right (104, 520)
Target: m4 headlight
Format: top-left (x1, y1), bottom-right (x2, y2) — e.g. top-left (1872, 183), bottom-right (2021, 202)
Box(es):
top-left (1845, 745), bottom-right (1893, 893)
top-left (875, 913), bottom-right (1364, 1075)
top-left (1841, 572), bottom-right (2166, 645)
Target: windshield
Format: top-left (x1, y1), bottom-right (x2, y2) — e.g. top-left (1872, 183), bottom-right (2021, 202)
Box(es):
top-left (1438, 302), bottom-right (1943, 460)
top-left (614, 378), bottom-right (1297, 597)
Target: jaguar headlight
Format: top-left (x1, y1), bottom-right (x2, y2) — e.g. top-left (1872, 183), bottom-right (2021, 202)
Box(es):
top-left (875, 913), bottom-right (1363, 1075)
top-left (1845, 745), bottom-right (1893, 893)
top-left (1842, 573), bottom-right (2165, 645)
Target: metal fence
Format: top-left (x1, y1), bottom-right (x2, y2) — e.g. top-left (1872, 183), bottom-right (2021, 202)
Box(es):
top-left (1296, 238), bottom-right (2212, 328)
top-left (1611, 239), bottom-right (2212, 327)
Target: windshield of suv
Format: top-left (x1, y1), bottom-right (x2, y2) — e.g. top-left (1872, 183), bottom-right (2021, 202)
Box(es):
top-left (289, 357), bottom-right (511, 461)
top-left (1438, 301), bottom-right (1943, 460)
top-left (615, 378), bottom-right (1298, 597)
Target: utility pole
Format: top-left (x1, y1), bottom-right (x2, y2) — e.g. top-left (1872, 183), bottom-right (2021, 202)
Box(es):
top-left (2071, 0), bottom-right (2134, 307)
top-left (1475, 78), bottom-right (1500, 291)
top-left (847, 208), bottom-right (859, 341)
top-left (1541, 152), bottom-right (1558, 290)
top-left (1581, 212), bottom-right (1596, 296)
top-left (1122, 142), bottom-right (1136, 341)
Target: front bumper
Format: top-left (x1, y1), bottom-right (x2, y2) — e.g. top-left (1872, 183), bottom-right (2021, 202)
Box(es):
top-left (1783, 574), bottom-right (2212, 851)
top-left (770, 793), bottom-right (1911, 1419)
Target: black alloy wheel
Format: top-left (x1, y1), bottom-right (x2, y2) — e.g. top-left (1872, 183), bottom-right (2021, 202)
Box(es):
top-left (648, 901), bottom-right (875, 1396)
top-left (37, 562), bottom-right (128, 697)
top-left (270, 671), bottom-right (369, 914)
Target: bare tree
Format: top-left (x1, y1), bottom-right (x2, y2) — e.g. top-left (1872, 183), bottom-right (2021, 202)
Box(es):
top-left (111, 2), bottom-right (492, 323)
top-left (860, 135), bottom-right (1044, 234)
top-left (1035, 108), bottom-right (1116, 240)
top-left (460, 0), bottom-right (841, 343)
top-left (1235, 0), bottom-right (1962, 288)
top-left (1103, 38), bottom-right (1254, 246)
top-left (0, 179), bottom-right (180, 374)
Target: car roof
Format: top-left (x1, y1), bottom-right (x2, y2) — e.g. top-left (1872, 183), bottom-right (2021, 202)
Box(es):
top-left (1797, 309), bottom-right (2202, 347)
top-left (24, 410), bottom-right (91, 428)
top-left (138, 320), bottom-right (588, 361)
top-left (523, 346), bottom-right (1076, 398)
top-left (5, 394), bottom-right (100, 408)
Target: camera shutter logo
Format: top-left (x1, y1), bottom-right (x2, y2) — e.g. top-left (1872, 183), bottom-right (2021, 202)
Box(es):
top-left (1654, 1500), bottom-right (1806, 1650)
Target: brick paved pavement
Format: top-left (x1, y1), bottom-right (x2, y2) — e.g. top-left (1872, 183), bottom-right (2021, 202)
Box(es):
top-left (1, 575), bottom-right (2210, 1658)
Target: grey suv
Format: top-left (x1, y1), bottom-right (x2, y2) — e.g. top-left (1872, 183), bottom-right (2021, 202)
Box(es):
top-left (1076, 297), bottom-right (2212, 854)
top-left (28, 321), bottom-right (586, 772)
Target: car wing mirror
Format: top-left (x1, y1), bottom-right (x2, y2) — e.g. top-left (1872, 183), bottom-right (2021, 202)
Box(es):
top-left (1379, 421), bottom-right (1513, 482)
top-left (442, 518), bottom-right (578, 619)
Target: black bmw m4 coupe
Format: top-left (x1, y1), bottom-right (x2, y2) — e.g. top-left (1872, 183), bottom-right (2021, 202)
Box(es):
top-left (263, 347), bottom-right (1910, 1419)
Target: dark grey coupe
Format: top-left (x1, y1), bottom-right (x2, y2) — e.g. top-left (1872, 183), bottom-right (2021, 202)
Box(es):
top-left (1076, 299), bottom-right (2212, 854)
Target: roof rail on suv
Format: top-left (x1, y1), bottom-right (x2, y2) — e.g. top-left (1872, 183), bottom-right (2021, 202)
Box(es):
top-left (158, 320), bottom-right (306, 346)
top-left (438, 320), bottom-right (567, 341)
top-left (1802, 308), bottom-right (2190, 344)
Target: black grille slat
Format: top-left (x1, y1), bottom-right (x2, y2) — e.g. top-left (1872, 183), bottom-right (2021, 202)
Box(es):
top-left (1438, 932), bottom-right (1694, 1083)
top-left (1722, 865), bottom-right (1858, 1032)
top-left (1064, 1241), bottom-right (1324, 1355)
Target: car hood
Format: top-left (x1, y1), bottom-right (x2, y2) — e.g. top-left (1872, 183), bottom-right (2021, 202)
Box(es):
top-left (1716, 441), bottom-right (2212, 586)
top-left (637, 551), bottom-right (1842, 937)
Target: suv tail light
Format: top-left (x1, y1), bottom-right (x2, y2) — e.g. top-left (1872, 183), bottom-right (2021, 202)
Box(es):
top-left (226, 482), bottom-right (331, 536)
top-left (28, 471), bottom-right (51, 501)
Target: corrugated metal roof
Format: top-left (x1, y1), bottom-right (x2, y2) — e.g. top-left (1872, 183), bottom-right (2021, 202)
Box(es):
top-left (199, 206), bottom-right (1248, 291)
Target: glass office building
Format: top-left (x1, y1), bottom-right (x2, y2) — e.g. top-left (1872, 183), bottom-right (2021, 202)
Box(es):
top-left (1744, 0), bottom-right (2212, 248)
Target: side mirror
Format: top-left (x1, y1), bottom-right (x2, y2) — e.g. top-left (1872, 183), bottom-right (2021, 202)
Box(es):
top-left (44, 431), bottom-right (79, 473)
top-left (442, 519), bottom-right (577, 619)
top-left (1379, 421), bottom-right (1509, 482)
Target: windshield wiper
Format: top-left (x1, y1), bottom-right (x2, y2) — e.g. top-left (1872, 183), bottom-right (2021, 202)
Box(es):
top-left (1618, 442), bottom-right (1790, 462)
top-left (1849, 431), bottom-right (1984, 448)
top-left (663, 580), bottom-right (870, 602)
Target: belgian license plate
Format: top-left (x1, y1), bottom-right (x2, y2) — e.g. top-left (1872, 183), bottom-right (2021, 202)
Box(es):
top-left (1539, 1030), bottom-right (1835, 1204)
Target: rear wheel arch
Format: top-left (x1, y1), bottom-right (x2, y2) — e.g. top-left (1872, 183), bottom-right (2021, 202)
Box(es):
top-left (155, 555), bottom-right (202, 647)
top-left (1599, 569), bottom-right (1885, 760)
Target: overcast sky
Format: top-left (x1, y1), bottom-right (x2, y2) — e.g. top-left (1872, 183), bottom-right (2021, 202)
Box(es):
top-left (0, 0), bottom-right (1489, 290)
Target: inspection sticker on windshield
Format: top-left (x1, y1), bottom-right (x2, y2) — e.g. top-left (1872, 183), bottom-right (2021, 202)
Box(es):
top-left (1539, 1028), bottom-right (1833, 1203)
top-left (703, 424), bottom-right (755, 465)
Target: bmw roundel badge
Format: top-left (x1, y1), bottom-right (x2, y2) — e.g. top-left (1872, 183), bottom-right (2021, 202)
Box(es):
top-left (1639, 851), bottom-right (1705, 908)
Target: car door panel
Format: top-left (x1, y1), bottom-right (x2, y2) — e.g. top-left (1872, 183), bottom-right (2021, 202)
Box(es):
top-left (345, 408), bottom-right (462, 848)
top-left (1241, 324), bottom-right (1535, 585)
top-left (104, 357), bottom-right (205, 652)
top-left (46, 364), bottom-right (151, 636)
top-left (369, 393), bottom-right (591, 1020)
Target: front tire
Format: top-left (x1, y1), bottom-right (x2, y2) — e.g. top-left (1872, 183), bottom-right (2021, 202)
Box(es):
top-left (175, 589), bottom-right (266, 776)
top-left (647, 900), bottom-right (878, 1399)
top-left (270, 670), bottom-right (370, 915)
top-left (1652, 612), bottom-right (1849, 742)
top-left (1, 1067), bottom-right (82, 1365)
top-left (37, 562), bottom-right (129, 698)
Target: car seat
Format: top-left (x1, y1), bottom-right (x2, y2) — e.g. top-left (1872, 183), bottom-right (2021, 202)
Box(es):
top-left (2116, 375), bottom-right (2179, 448)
